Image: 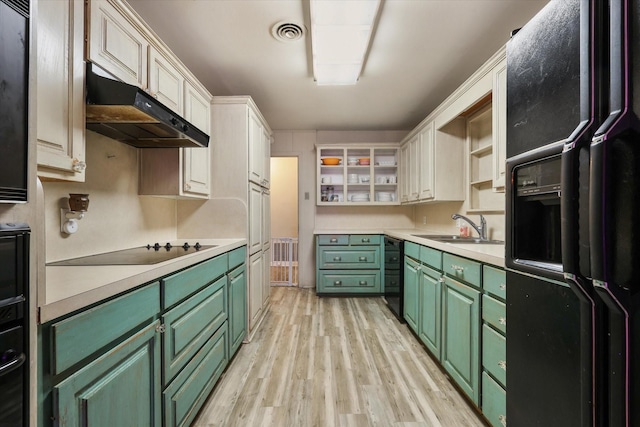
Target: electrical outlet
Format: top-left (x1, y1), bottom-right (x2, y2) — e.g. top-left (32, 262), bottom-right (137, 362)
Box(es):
top-left (422, 216), bottom-right (427, 225)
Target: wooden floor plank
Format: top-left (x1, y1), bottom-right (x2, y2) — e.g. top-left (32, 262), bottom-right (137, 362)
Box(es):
top-left (193, 287), bottom-right (486, 427)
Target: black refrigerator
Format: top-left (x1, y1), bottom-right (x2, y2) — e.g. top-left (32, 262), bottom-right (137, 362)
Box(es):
top-left (505, 0), bottom-right (640, 426)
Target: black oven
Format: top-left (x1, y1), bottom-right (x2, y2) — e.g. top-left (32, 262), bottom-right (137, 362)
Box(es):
top-left (384, 236), bottom-right (404, 321)
top-left (0, 223), bottom-right (30, 426)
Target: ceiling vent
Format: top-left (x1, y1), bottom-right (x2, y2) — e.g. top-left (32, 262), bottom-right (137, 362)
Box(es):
top-left (271, 21), bottom-right (306, 42)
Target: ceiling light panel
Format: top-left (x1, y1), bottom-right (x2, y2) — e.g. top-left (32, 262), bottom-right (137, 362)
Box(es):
top-left (310, 0), bottom-right (382, 85)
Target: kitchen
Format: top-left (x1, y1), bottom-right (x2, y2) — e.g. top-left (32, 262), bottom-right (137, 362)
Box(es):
top-left (1, 0), bottom-right (638, 426)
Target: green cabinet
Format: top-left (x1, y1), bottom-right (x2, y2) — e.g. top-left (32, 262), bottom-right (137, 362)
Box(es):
top-left (41, 246), bottom-right (248, 427)
top-left (403, 241), bottom-right (443, 360)
top-left (228, 262), bottom-right (247, 356)
top-left (54, 321), bottom-right (162, 427)
top-left (442, 275), bottom-right (481, 404)
top-left (403, 256), bottom-right (420, 331)
top-left (316, 234), bottom-right (383, 294)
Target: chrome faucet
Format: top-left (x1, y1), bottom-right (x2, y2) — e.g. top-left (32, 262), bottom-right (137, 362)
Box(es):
top-left (452, 213), bottom-right (487, 240)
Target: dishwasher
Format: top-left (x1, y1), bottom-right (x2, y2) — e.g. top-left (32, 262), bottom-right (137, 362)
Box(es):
top-left (383, 236), bottom-right (404, 321)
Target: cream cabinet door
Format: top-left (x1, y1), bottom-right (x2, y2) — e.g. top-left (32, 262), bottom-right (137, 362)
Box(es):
top-left (148, 47), bottom-right (183, 115)
top-left (262, 129), bottom-right (271, 189)
top-left (399, 142), bottom-right (410, 203)
top-left (418, 122), bottom-right (435, 200)
top-left (262, 247), bottom-right (271, 307)
top-left (492, 61), bottom-right (507, 191)
top-left (261, 190), bottom-right (270, 251)
top-left (408, 135), bottom-right (420, 201)
top-left (36, 0), bottom-right (86, 182)
top-left (249, 183), bottom-right (263, 255)
top-left (182, 82), bottom-right (211, 197)
top-left (248, 110), bottom-right (264, 185)
top-left (86, 0), bottom-right (148, 88)
top-left (249, 251), bottom-right (264, 330)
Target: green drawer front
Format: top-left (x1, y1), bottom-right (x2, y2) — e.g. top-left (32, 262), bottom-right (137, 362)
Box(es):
top-left (482, 324), bottom-right (506, 388)
top-left (482, 371), bottom-right (507, 427)
top-left (483, 265), bottom-right (506, 300)
top-left (51, 283), bottom-right (160, 375)
top-left (443, 253), bottom-right (481, 288)
top-left (419, 246), bottom-right (442, 271)
top-left (163, 323), bottom-right (228, 427)
top-left (349, 234), bottom-right (381, 245)
top-left (228, 246), bottom-right (246, 270)
top-left (318, 270), bottom-right (381, 293)
top-left (405, 241), bottom-right (420, 260)
top-left (384, 250), bottom-right (401, 270)
top-left (317, 234), bottom-right (349, 245)
top-left (163, 254), bottom-right (228, 309)
top-left (163, 276), bottom-right (227, 385)
top-left (319, 247), bottom-right (380, 269)
top-left (482, 294), bottom-right (506, 334)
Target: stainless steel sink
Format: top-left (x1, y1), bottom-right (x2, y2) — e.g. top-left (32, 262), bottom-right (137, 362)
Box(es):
top-left (411, 234), bottom-right (504, 245)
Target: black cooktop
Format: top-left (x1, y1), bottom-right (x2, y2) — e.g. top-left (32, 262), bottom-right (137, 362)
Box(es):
top-left (48, 242), bottom-right (216, 266)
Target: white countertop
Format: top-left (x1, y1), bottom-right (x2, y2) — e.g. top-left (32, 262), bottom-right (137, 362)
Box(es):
top-left (41, 238), bottom-right (246, 323)
top-left (314, 228), bottom-right (505, 267)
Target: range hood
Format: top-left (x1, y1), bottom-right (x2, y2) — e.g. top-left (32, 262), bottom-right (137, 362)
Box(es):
top-left (85, 63), bottom-right (209, 148)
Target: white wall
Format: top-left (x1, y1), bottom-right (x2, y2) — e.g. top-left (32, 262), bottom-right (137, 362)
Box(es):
top-left (270, 157), bottom-right (298, 238)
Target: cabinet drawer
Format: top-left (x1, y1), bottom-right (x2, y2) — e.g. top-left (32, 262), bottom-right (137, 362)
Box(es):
top-left (317, 235), bottom-right (348, 245)
top-left (483, 294), bottom-right (506, 334)
top-left (51, 283), bottom-right (160, 375)
top-left (482, 324), bottom-right (506, 388)
top-left (483, 265), bottom-right (506, 300)
top-left (163, 323), bottom-right (228, 427)
top-left (163, 253), bottom-right (228, 308)
top-left (318, 247), bottom-right (380, 269)
top-left (443, 253), bottom-right (481, 288)
top-left (318, 270), bottom-right (381, 293)
top-left (228, 246), bottom-right (246, 270)
top-left (349, 234), bottom-right (381, 245)
top-left (405, 241), bottom-right (420, 260)
top-left (163, 276), bottom-right (227, 385)
top-left (419, 246), bottom-right (442, 271)
top-left (482, 371), bottom-right (507, 427)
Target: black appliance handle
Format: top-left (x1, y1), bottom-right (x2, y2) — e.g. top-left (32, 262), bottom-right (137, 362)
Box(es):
top-left (0, 352), bottom-right (26, 377)
top-left (589, 138), bottom-right (606, 283)
top-left (561, 144), bottom-right (579, 276)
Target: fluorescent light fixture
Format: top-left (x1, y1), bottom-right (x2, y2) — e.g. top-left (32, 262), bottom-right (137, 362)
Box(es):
top-left (310, 0), bottom-right (382, 85)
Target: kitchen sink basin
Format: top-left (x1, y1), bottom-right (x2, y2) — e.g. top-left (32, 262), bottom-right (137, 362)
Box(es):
top-left (411, 234), bottom-right (504, 245)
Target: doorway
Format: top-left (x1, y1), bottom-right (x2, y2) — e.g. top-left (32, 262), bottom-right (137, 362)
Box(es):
top-left (269, 157), bottom-right (299, 286)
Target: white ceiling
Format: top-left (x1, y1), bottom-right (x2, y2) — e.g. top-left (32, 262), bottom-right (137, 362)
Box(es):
top-left (127, 0), bottom-right (549, 131)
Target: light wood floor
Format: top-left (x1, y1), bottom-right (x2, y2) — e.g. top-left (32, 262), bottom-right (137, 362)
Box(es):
top-left (193, 287), bottom-right (487, 427)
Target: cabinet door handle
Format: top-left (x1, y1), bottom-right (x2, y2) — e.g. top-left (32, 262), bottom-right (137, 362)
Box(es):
top-left (333, 256), bottom-right (342, 261)
top-left (499, 283), bottom-right (506, 290)
top-left (361, 238), bottom-right (370, 243)
top-left (499, 415), bottom-right (507, 427)
top-left (359, 256), bottom-right (367, 262)
top-left (359, 281), bottom-right (368, 286)
top-left (498, 360), bottom-right (507, 371)
top-left (334, 280), bottom-right (342, 286)
top-left (451, 264), bottom-right (465, 273)
top-left (330, 238), bottom-right (338, 243)
top-left (498, 317), bottom-right (507, 326)
top-left (155, 324), bottom-right (166, 334)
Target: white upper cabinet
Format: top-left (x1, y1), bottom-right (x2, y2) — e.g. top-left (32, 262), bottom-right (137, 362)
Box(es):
top-left (248, 110), bottom-right (270, 188)
top-left (148, 46), bottom-right (184, 115)
top-left (492, 60), bottom-right (507, 191)
top-left (86, 0), bottom-right (148, 88)
top-left (181, 81), bottom-right (212, 197)
top-left (418, 123), bottom-right (435, 200)
top-left (36, 0), bottom-right (86, 182)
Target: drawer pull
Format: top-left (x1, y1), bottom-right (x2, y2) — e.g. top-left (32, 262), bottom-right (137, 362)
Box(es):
top-left (499, 317), bottom-right (507, 326)
top-left (499, 283), bottom-right (506, 290)
top-left (499, 414), bottom-right (507, 426)
top-left (334, 281), bottom-right (342, 286)
top-left (390, 281), bottom-right (397, 286)
top-left (359, 257), bottom-right (367, 262)
top-left (361, 238), bottom-right (370, 243)
top-left (359, 281), bottom-right (368, 286)
top-left (333, 256), bottom-right (342, 261)
top-left (391, 257), bottom-right (398, 262)
top-left (498, 360), bottom-right (507, 371)
top-left (451, 264), bottom-right (465, 273)
top-left (330, 238), bottom-right (338, 243)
